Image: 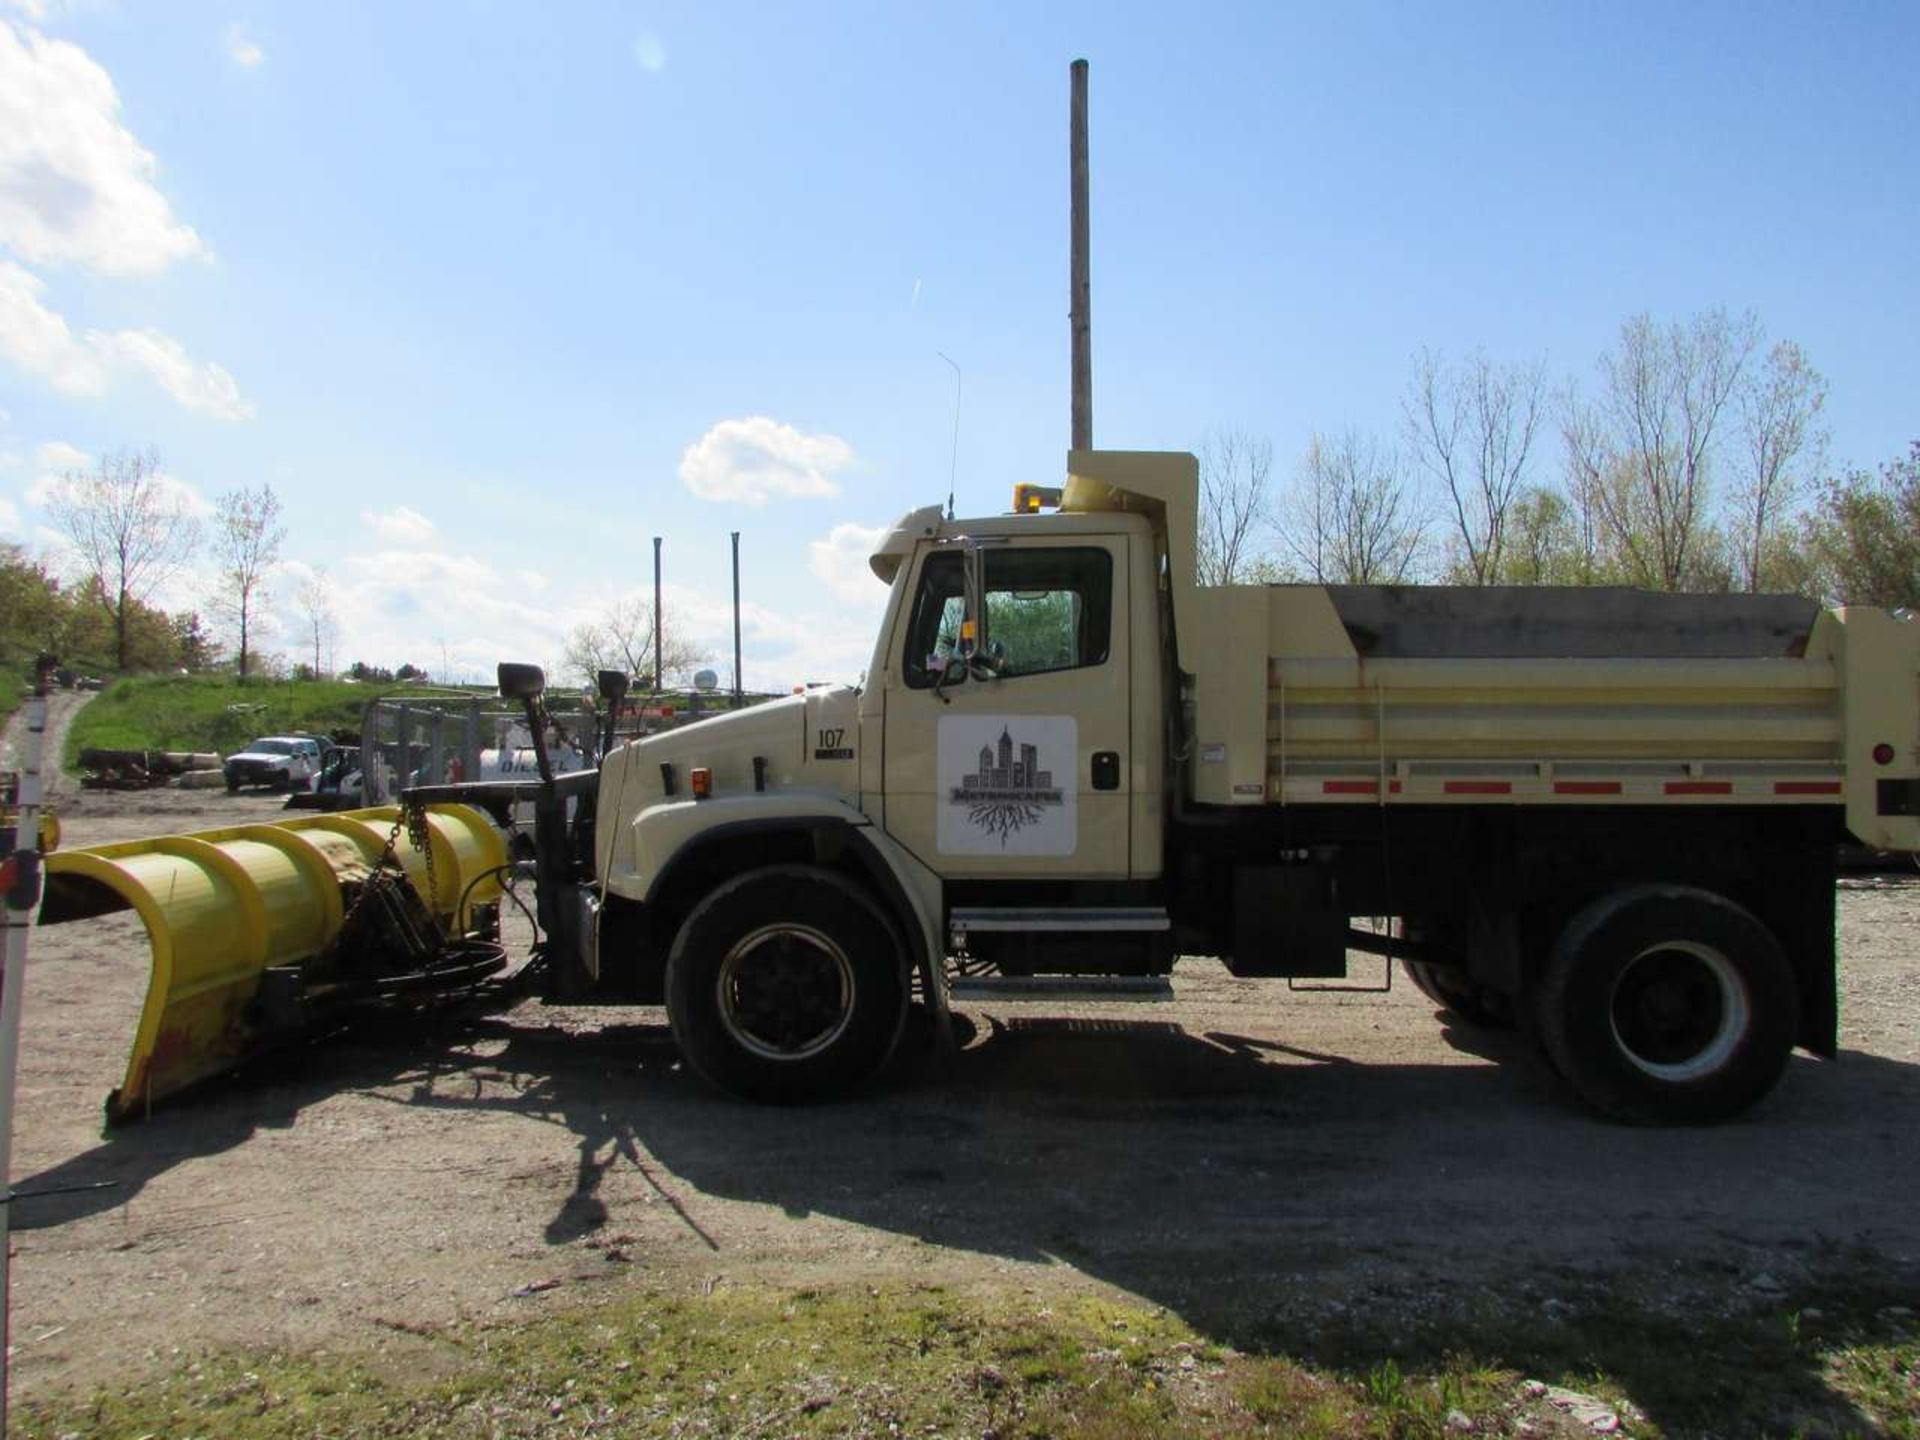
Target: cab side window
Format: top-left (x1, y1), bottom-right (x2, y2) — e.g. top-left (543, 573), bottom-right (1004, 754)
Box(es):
top-left (983, 547), bottom-right (1111, 678)
top-left (902, 545), bottom-right (1113, 688)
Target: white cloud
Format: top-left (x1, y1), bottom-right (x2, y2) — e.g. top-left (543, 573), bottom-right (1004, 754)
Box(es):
top-left (0, 494), bottom-right (19, 535)
top-left (360, 504), bottom-right (437, 546)
top-left (632, 33), bottom-right (665, 72)
top-left (0, 261), bottom-right (253, 418)
top-left (224, 22), bottom-right (262, 68)
top-left (24, 437), bottom-right (86, 501)
top-left (808, 520), bottom-right (888, 607)
top-left (0, 18), bottom-right (208, 274)
top-left (94, 325), bottom-right (252, 417)
top-left (679, 416), bottom-right (853, 506)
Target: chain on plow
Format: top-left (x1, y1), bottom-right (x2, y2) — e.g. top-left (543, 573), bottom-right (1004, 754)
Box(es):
top-left (293, 799), bottom-right (502, 1013)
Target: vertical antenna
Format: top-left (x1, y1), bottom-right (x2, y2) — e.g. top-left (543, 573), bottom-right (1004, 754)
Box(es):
top-left (1069, 57), bottom-right (1092, 451)
top-left (938, 351), bottom-right (962, 520)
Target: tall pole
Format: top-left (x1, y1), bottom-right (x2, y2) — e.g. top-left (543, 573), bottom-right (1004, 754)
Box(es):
top-left (651, 535), bottom-right (663, 694)
top-left (730, 531), bottom-right (743, 708)
top-left (0, 654), bottom-right (56, 1434)
top-left (1069, 57), bottom-right (1092, 451)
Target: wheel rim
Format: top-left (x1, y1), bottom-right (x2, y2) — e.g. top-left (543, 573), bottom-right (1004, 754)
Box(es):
top-left (715, 923), bottom-right (856, 1062)
top-left (1607, 941), bottom-right (1749, 1082)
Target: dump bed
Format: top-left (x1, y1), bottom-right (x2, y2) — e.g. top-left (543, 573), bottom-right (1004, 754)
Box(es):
top-left (1187, 581), bottom-right (1920, 852)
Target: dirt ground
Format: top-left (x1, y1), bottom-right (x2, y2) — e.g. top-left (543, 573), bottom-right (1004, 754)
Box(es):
top-left (6, 694), bottom-right (1919, 1402)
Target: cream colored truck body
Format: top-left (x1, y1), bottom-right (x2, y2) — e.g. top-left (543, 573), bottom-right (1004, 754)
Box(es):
top-left (586, 450), bottom-right (1919, 1121)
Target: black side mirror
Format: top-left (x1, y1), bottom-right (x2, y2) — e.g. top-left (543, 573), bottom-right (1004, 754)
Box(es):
top-left (498, 662), bottom-right (546, 700)
top-left (597, 669), bottom-right (631, 704)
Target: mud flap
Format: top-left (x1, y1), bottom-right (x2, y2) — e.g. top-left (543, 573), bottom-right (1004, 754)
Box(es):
top-left (38, 805), bottom-right (507, 1123)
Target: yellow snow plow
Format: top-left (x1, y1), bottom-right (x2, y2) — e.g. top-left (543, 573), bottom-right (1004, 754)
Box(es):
top-left (38, 804), bottom-right (510, 1123)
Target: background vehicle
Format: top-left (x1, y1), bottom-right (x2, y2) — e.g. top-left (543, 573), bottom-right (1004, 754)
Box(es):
top-left (222, 735), bottom-right (324, 792)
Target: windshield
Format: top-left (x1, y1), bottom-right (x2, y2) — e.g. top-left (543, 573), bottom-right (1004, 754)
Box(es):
top-left (252, 740), bottom-right (293, 755)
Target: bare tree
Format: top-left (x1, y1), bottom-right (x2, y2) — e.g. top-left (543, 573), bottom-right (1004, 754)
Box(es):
top-left (1283, 431), bottom-right (1426, 584)
top-left (212, 483), bottom-right (285, 681)
top-left (1404, 348), bottom-right (1545, 584)
top-left (1564, 309), bottom-right (1761, 589)
top-left (47, 447), bottom-right (201, 670)
top-left (564, 596), bottom-right (710, 689)
top-left (1196, 428), bottom-right (1277, 585)
top-left (1732, 340), bottom-right (1826, 591)
top-left (296, 568), bottom-right (337, 678)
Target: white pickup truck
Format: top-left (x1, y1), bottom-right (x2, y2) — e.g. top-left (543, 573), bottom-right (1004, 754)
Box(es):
top-left (223, 735), bottom-right (325, 792)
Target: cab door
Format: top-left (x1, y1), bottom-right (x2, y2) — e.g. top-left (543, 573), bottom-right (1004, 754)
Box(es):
top-left (881, 535), bottom-right (1131, 878)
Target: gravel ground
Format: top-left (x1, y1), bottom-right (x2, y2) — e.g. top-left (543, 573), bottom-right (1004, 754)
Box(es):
top-left (4, 726), bottom-right (1918, 1401)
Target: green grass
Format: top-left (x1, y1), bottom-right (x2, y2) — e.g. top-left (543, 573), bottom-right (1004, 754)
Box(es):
top-left (14, 1279), bottom-right (1917, 1439)
top-left (63, 674), bottom-right (396, 762)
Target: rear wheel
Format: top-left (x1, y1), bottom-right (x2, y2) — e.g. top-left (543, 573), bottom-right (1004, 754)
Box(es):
top-left (665, 865), bottom-right (909, 1102)
top-left (1403, 959), bottom-right (1516, 1029)
top-left (1399, 917), bottom-right (1514, 1029)
top-left (1535, 885), bottom-right (1797, 1125)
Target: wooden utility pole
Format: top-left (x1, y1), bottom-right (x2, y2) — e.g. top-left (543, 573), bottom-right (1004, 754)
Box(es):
top-left (730, 531), bottom-right (743, 708)
top-left (651, 535), bottom-right (663, 693)
top-left (1069, 58), bottom-right (1092, 450)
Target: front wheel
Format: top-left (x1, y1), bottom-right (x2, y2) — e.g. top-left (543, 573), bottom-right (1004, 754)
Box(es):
top-left (1535, 885), bottom-right (1797, 1125)
top-left (665, 865), bottom-right (909, 1102)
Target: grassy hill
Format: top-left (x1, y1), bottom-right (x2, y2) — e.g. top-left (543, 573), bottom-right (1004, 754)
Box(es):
top-left (64, 675), bottom-right (390, 763)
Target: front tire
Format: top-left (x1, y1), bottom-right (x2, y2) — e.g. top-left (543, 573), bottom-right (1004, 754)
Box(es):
top-left (1535, 885), bottom-right (1797, 1125)
top-left (665, 865), bottom-right (909, 1103)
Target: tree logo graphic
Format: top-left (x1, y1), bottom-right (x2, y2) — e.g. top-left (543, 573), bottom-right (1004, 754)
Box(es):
top-left (949, 725), bottom-right (1065, 844)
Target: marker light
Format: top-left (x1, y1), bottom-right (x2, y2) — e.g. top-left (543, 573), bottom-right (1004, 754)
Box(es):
top-left (1011, 483), bottom-right (1062, 513)
top-left (1873, 742), bottom-right (1896, 766)
top-left (689, 767), bottom-right (713, 799)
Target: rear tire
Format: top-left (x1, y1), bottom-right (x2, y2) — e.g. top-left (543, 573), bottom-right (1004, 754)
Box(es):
top-left (1535, 885), bottom-right (1797, 1125)
top-left (1403, 959), bottom-right (1516, 1030)
top-left (1399, 917), bottom-right (1515, 1030)
top-left (665, 865), bottom-right (909, 1103)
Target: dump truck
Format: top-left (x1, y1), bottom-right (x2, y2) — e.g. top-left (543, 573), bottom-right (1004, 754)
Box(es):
top-left (40, 449), bottom-right (1920, 1125)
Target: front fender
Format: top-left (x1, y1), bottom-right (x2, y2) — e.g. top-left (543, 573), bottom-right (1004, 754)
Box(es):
top-left (606, 792), bottom-right (947, 1017)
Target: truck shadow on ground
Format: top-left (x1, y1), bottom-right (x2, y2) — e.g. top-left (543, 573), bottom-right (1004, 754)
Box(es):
top-left (412, 1005), bottom-right (1920, 1435)
top-left (20, 1002), bottom-right (1920, 1435)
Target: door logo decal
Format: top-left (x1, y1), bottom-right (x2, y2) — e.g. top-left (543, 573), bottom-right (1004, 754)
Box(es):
top-left (937, 715), bottom-right (1076, 855)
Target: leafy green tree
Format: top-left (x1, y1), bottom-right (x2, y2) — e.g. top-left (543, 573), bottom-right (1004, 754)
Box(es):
top-left (0, 543), bottom-right (68, 662)
top-left (1803, 443), bottom-right (1920, 610)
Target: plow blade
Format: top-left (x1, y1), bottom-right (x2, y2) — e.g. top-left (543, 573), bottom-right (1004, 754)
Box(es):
top-left (38, 805), bottom-right (508, 1123)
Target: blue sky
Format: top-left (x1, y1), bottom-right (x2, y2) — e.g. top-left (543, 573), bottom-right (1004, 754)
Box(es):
top-left (1, 1), bottom-right (1914, 686)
